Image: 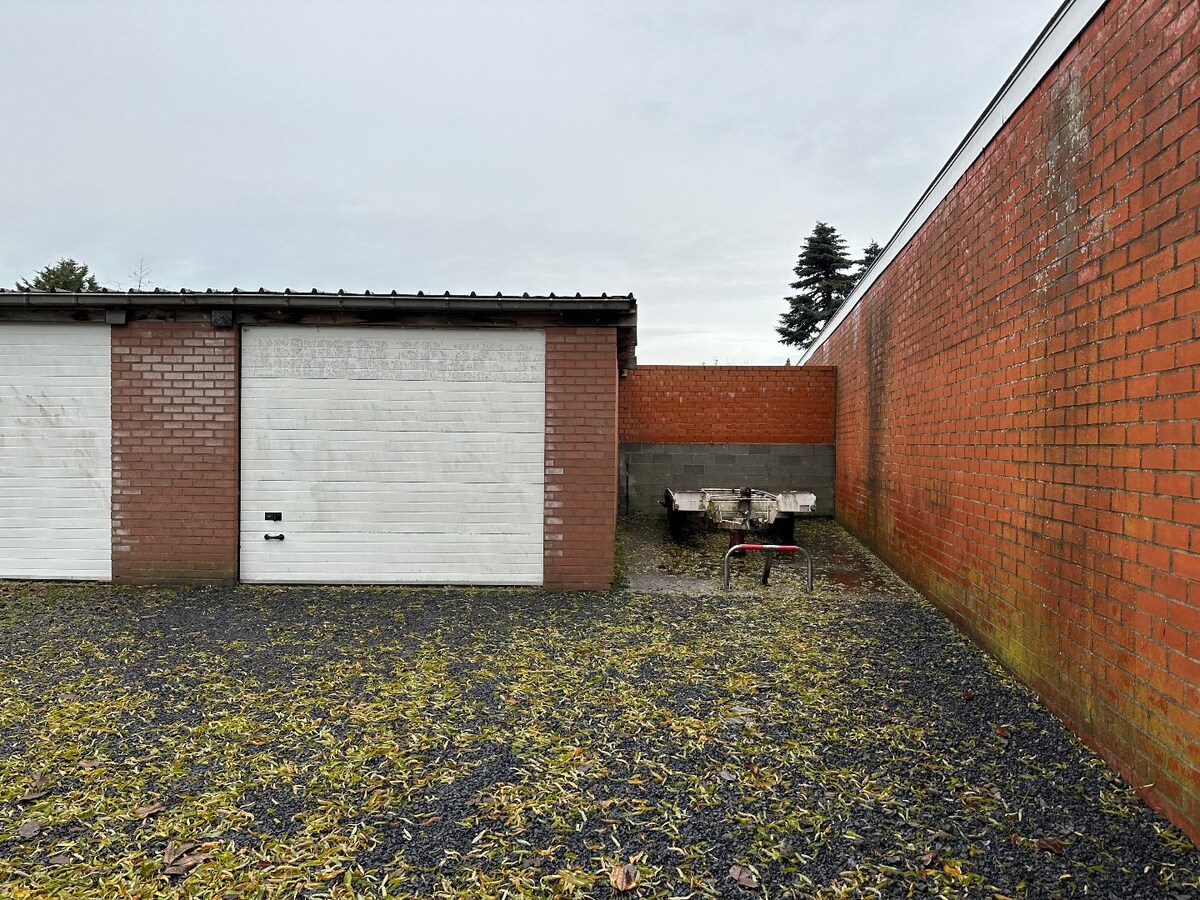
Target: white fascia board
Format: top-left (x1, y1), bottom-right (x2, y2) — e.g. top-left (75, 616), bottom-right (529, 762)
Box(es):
top-left (799, 0), bottom-right (1108, 363)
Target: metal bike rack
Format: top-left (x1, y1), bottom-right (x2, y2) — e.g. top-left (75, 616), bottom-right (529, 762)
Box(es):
top-left (722, 544), bottom-right (813, 591)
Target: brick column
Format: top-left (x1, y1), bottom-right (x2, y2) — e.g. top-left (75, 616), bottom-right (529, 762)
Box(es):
top-left (544, 327), bottom-right (618, 589)
top-left (111, 320), bottom-right (239, 583)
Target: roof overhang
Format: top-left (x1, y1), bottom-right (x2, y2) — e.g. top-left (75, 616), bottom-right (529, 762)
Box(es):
top-left (0, 289), bottom-right (635, 315)
top-left (0, 290), bottom-right (639, 370)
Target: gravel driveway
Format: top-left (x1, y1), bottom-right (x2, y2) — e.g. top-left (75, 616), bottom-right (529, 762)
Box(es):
top-left (0, 519), bottom-right (1196, 898)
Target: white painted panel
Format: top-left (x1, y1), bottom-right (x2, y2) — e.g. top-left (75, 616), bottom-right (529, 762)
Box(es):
top-left (240, 326), bottom-right (545, 584)
top-left (0, 323), bottom-right (111, 580)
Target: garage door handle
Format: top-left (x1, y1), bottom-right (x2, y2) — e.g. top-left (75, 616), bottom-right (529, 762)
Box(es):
top-left (264, 533), bottom-right (286, 541)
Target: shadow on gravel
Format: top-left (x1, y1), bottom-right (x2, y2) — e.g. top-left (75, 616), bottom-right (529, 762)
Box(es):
top-left (0, 517), bottom-right (1195, 898)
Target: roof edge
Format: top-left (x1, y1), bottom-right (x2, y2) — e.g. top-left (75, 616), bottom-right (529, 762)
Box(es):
top-left (0, 290), bottom-right (636, 314)
top-left (799, 0), bottom-right (1107, 363)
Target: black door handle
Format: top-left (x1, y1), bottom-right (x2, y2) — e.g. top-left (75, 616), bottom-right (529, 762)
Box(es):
top-left (264, 533), bottom-right (285, 541)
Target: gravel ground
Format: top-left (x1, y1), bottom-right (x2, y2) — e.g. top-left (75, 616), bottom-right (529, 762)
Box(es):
top-left (0, 517), bottom-right (1196, 899)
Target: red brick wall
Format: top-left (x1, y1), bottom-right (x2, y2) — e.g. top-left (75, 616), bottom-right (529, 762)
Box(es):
top-left (619, 365), bottom-right (836, 444)
top-left (544, 327), bottom-right (618, 589)
top-left (111, 321), bottom-right (239, 582)
top-left (810, 0), bottom-right (1199, 842)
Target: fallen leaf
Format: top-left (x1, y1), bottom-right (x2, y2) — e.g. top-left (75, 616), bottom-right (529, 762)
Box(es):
top-left (18, 773), bottom-right (52, 802)
top-left (962, 691), bottom-right (976, 701)
top-left (164, 841), bottom-right (199, 865)
top-left (164, 852), bottom-right (209, 876)
top-left (1035, 836), bottom-right (1065, 855)
top-left (17, 820), bottom-right (42, 839)
top-left (921, 849), bottom-right (940, 867)
top-left (609, 862), bottom-right (639, 892)
top-left (729, 864), bottom-right (758, 889)
top-left (717, 768), bottom-right (738, 782)
top-left (996, 725), bottom-right (1011, 739)
top-left (78, 759), bottom-right (105, 770)
top-left (47, 854), bottom-right (70, 866)
top-left (135, 802), bottom-right (167, 819)
top-left (943, 861), bottom-right (963, 877)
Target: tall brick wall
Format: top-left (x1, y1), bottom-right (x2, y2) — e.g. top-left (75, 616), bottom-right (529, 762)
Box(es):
top-left (620, 365), bottom-right (836, 444)
top-left (809, 0), bottom-right (1199, 841)
top-left (111, 321), bottom-right (239, 582)
top-left (544, 327), bottom-right (618, 589)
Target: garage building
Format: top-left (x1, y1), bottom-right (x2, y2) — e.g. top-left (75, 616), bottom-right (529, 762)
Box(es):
top-left (0, 290), bottom-right (636, 589)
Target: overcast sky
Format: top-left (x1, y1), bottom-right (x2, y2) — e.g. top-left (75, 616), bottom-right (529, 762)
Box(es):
top-left (3, 1), bottom-right (1061, 364)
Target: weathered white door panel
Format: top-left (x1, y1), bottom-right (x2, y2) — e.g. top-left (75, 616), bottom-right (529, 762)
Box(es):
top-left (0, 323), bottom-right (112, 580)
top-left (239, 326), bottom-right (545, 584)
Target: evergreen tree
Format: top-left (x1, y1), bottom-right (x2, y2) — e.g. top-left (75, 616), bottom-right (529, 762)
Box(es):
top-left (16, 258), bottom-right (101, 292)
top-left (854, 240), bottom-right (882, 284)
top-left (777, 222), bottom-right (854, 350)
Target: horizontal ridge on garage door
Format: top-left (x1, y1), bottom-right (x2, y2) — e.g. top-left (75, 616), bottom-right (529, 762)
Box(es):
top-left (240, 326), bottom-right (545, 585)
top-left (0, 323), bottom-right (112, 581)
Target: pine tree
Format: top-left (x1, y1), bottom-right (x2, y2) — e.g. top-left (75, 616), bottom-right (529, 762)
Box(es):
top-left (777, 222), bottom-right (854, 350)
top-left (16, 258), bottom-right (101, 292)
top-left (854, 240), bottom-right (882, 284)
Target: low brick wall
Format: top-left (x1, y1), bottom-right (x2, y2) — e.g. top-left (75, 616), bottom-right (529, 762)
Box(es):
top-left (618, 365), bottom-right (837, 516)
top-left (620, 365), bottom-right (835, 445)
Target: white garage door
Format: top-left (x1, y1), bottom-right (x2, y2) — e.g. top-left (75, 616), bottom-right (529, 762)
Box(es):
top-left (240, 326), bottom-right (545, 584)
top-left (0, 323), bottom-right (112, 580)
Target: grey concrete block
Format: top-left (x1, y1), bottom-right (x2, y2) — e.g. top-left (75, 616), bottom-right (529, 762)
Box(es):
top-left (619, 442), bottom-right (835, 516)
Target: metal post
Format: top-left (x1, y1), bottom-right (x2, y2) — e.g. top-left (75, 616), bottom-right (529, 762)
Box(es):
top-left (797, 546), bottom-right (813, 592)
top-left (723, 544), bottom-right (813, 591)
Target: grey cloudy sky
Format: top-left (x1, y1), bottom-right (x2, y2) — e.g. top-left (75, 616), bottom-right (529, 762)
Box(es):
top-left (3, 0), bottom-right (1060, 364)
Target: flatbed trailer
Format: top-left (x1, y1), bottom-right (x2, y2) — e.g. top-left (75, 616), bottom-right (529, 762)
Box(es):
top-left (662, 486), bottom-right (816, 544)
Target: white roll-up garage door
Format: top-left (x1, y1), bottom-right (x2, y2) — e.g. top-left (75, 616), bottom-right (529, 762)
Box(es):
top-left (240, 326), bottom-right (545, 584)
top-left (0, 323), bottom-right (112, 580)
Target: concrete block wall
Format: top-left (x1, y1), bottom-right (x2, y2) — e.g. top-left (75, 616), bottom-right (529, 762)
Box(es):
top-left (808, 0), bottom-right (1200, 842)
top-left (618, 365), bottom-right (837, 516)
top-left (620, 443), bottom-right (835, 515)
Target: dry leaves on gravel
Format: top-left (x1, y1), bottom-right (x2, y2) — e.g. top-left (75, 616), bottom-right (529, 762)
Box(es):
top-left (609, 861), bottom-right (640, 892)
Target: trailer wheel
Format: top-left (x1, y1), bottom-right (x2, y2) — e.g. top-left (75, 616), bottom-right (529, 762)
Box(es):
top-left (771, 515), bottom-right (796, 544)
top-left (667, 507), bottom-right (688, 541)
